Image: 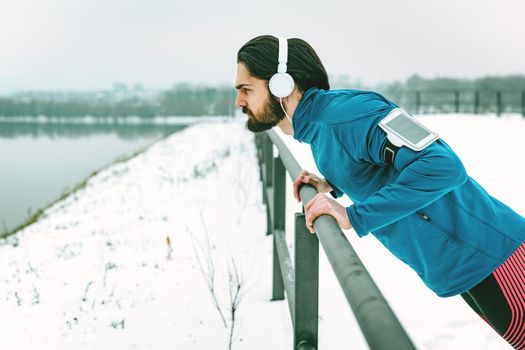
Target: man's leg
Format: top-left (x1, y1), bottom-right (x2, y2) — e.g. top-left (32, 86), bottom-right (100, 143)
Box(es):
top-left (460, 290), bottom-right (497, 329)
top-left (462, 274), bottom-right (511, 334)
top-left (463, 243), bottom-right (525, 349)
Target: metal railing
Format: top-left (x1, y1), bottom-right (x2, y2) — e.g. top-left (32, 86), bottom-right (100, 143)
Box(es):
top-left (381, 89), bottom-right (525, 116)
top-left (255, 130), bottom-right (417, 350)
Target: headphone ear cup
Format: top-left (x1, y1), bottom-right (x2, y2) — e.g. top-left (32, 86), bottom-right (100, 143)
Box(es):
top-left (269, 72), bottom-right (295, 98)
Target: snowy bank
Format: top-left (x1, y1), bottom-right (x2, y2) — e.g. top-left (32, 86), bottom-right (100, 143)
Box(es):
top-left (1, 114), bottom-right (524, 349)
top-left (0, 121), bottom-right (289, 349)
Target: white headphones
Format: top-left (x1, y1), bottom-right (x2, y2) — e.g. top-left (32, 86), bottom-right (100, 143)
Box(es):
top-left (269, 37), bottom-right (295, 98)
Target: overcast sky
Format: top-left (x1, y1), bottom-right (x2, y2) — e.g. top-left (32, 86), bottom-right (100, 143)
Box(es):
top-left (1, 0), bottom-right (524, 93)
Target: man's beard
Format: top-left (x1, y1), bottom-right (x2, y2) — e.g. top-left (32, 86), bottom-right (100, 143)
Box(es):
top-left (244, 95), bottom-right (286, 133)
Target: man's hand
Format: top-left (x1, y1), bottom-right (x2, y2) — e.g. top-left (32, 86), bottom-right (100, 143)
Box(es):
top-left (304, 193), bottom-right (352, 234)
top-left (293, 170), bottom-right (333, 203)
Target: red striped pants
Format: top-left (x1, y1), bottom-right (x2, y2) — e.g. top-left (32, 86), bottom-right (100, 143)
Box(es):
top-left (461, 244), bottom-right (525, 349)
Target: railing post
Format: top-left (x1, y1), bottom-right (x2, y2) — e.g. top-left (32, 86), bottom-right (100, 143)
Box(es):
top-left (454, 90), bottom-right (460, 113)
top-left (264, 135), bottom-right (273, 187)
top-left (497, 90), bottom-right (502, 116)
top-left (415, 91), bottom-right (421, 114)
top-left (261, 135), bottom-right (273, 235)
top-left (294, 213), bottom-right (319, 350)
top-left (271, 235), bottom-right (286, 301)
top-left (273, 155), bottom-right (286, 232)
top-left (522, 91), bottom-right (525, 117)
top-left (474, 90), bottom-right (480, 114)
top-left (255, 134), bottom-right (269, 234)
top-left (271, 155), bottom-right (286, 301)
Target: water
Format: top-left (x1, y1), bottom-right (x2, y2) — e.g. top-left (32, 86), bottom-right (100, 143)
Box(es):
top-left (0, 120), bottom-right (188, 234)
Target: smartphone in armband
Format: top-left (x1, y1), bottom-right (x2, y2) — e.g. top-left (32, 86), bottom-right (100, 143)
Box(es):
top-left (378, 108), bottom-right (439, 151)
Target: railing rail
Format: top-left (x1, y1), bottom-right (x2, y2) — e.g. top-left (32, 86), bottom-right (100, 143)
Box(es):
top-left (381, 88), bottom-right (525, 116)
top-left (255, 130), bottom-right (417, 350)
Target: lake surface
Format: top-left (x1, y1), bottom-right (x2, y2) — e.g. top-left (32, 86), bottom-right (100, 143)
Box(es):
top-left (0, 120), bottom-right (188, 234)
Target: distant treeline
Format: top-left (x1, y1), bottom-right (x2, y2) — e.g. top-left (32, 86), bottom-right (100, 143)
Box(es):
top-left (1, 75), bottom-right (525, 117)
top-left (377, 75), bottom-right (525, 115)
top-left (0, 83), bottom-right (236, 117)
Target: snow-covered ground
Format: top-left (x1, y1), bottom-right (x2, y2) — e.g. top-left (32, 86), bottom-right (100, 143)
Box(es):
top-left (1, 114), bottom-right (524, 349)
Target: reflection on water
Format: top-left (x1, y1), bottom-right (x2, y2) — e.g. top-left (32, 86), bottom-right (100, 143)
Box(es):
top-left (0, 120), bottom-right (189, 235)
top-left (0, 120), bottom-right (187, 139)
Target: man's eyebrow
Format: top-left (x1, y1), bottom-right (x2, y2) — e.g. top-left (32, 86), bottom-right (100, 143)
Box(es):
top-left (235, 83), bottom-right (253, 90)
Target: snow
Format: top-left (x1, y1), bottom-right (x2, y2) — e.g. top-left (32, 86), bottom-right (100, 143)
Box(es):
top-left (1, 114), bottom-right (524, 349)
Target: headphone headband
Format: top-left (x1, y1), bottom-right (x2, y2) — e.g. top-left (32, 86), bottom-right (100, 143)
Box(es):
top-left (277, 38), bottom-right (288, 73)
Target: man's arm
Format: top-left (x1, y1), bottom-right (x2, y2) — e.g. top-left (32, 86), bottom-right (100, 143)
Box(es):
top-left (342, 124), bottom-right (468, 237)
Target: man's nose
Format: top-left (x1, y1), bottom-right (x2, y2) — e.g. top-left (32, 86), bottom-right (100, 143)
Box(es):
top-left (235, 93), bottom-right (246, 107)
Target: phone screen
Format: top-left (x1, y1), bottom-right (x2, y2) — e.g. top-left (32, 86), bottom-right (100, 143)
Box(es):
top-left (386, 114), bottom-right (431, 144)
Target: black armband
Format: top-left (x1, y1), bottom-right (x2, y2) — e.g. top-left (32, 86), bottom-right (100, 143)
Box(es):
top-left (325, 179), bottom-right (343, 199)
top-left (382, 139), bottom-right (400, 165)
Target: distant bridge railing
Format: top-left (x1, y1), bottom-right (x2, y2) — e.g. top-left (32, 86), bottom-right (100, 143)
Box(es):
top-left (255, 131), bottom-right (416, 350)
top-left (381, 89), bottom-right (525, 116)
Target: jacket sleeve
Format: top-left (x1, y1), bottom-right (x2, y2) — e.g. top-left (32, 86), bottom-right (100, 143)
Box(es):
top-left (325, 179), bottom-right (344, 198)
top-left (343, 123), bottom-right (468, 237)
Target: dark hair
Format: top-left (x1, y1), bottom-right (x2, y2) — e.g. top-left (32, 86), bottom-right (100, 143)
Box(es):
top-left (237, 35), bottom-right (330, 93)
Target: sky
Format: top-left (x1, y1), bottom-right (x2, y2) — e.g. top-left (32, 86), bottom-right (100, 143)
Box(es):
top-left (1, 0), bottom-right (524, 94)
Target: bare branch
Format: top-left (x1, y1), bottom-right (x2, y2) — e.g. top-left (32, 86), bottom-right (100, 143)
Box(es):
top-left (187, 215), bottom-right (227, 328)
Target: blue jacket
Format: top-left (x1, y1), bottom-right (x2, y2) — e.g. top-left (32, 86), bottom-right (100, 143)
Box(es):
top-left (292, 87), bottom-right (525, 297)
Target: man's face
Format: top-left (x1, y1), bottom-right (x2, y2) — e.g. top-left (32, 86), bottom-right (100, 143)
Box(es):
top-left (235, 63), bottom-right (285, 133)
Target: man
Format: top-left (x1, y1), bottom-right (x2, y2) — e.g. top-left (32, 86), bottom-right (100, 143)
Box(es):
top-left (235, 35), bottom-right (525, 349)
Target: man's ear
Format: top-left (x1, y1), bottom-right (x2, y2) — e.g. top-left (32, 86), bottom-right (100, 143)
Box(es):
top-left (292, 87), bottom-right (303, 101)
top-left (280, 87), bottom-right (302, 103)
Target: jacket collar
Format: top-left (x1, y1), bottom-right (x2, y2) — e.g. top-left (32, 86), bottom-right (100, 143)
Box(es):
top-left (292, 87), bottom-right (321, 144)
